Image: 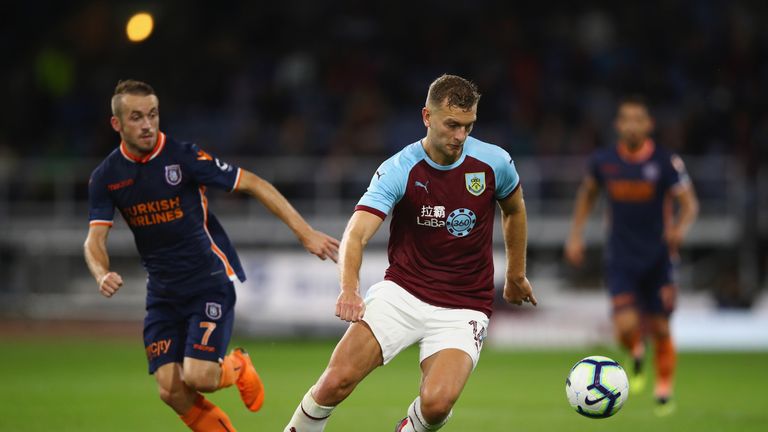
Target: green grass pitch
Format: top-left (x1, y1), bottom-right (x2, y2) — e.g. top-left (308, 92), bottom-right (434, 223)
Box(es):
top-left (1, 338), bottom-right (766, 431)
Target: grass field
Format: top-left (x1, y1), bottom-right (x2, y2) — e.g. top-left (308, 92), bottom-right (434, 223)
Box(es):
top-left (1, 338), bottom-right (766, 431)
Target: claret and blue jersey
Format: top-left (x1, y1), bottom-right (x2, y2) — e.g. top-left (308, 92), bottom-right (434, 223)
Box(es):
top-left (88, 132), bottom-right (246, 294)
top-left (356, 136), bottom-right (520, 317)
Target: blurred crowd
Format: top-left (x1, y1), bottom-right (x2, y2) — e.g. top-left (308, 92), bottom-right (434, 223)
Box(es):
top-left (1, 0), bottom-right (765, 304)
top-left (2, 0), bottom-right (766, 176)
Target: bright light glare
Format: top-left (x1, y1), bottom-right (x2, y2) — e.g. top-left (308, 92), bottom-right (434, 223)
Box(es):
top-left (126, 12), bottom-right (154, 43)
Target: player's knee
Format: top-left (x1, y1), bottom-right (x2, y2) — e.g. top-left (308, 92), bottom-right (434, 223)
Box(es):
top-left (182, 370), bottom-right (219, 393)
top-left (614, 318), bottom-right (637, 338)
top-left (314, 367), bottom-right (359, 405)
top-left (615, 325), bottom-right (633, 339)
top-left (158, 385), bottom-right (188, 410)
top-left (419, 391), bottom-right (455, 424)
top-left (158, 386), bottom-right (174, 406)
top-left (615, 316), bottom-right (637, 333)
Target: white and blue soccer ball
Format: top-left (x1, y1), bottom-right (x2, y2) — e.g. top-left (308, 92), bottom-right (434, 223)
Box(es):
top-left (565, 355), bottom-right (629, 418)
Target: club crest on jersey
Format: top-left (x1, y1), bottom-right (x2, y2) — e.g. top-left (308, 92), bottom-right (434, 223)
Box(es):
top-left (465, 172), bottom-right (486, 196)
top-left (205, 302), bottom-right (222, 320)
top-left (165, 164), bottom-right (182, 186)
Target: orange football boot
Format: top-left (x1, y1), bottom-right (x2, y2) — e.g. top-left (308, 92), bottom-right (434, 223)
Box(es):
top-left (232, 347), bottom-right (265, 412)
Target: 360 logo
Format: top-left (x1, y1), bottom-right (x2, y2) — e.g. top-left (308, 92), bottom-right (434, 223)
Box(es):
top-left (446, 208), bottom-right (476, 237)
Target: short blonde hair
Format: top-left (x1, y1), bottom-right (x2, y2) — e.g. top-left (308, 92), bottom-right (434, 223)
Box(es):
top-left (111, 79), bottom-right (156, 116)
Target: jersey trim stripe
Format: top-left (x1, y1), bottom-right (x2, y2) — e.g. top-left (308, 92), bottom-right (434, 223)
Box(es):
top-left (89, 220), bottom-right (114, 226)
top-left (354, 205), bottom-right (387, 220)
top-left (198, 186), bottom-right (237, 281)
top-left (231, 168), bottom-right (243, 192)
top-left (119, 132), bottom-right (167, 164)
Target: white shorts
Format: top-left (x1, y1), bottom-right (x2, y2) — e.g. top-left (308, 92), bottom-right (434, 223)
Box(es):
top-left (362, 280), bottom-right (490, 368)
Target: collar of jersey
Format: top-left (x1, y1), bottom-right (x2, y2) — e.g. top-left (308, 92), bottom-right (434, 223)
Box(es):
top-left (419, 138), bottom-right (468, 171)
top-left (120, 132), bottom-right (167, 164)
top-left (617, 139), bottom-right (654, 164)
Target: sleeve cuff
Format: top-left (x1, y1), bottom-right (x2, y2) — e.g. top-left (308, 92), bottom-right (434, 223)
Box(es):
top-left (354, 205), bottom-right (387, 220)
top-left (89, 220), bottom-right (114, 227)
top-left (230, 167), bottom-right (243, 192)
top-left (498, 181), bottom-right (521, 201)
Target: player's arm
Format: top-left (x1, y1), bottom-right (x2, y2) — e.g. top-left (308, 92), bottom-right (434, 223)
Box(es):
top-left (666, 183), bottom-right (699, 255)
top-left (565, 175), bottom-right (601, 267)
top-left (83, 224), bottom-right (123, 298)
top-left (336, 210), bottom-right (384, 322)
top-left (235, 169), bottom-right (339, 262)
top-left (498, 186), bottom-right (537, 306)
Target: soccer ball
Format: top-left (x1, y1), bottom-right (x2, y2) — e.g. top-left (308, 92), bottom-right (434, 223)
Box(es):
top-left (565, 355), bottom-right (629, 418)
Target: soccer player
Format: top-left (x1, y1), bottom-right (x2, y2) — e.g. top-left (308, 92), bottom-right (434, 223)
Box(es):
top-left (565, 96), bottom-right (699, 415)
top-left (84, 80), bottom-right (340, 431)
top-left (284, 74), bottom-right (537, 432)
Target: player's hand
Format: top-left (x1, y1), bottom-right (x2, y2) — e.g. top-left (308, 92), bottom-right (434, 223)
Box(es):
top-left (98, 272), bottom-right (123, 298)
top-left (301, 230), bottom-right (340, 263)
top-left (335, 290), bottom-right (365, 322)
top-left (503, 275), bottom-right (537, 306)
top-left (564, 236), bottom-right (585, 267)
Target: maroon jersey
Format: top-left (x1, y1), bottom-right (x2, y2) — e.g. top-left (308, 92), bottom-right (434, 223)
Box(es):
top-left (356, 137), bottom-right (520, 317)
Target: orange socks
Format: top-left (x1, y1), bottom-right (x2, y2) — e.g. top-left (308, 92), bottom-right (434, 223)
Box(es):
top-left (180, 395), bottom-right (236, 432)
top-left (218, 353), bottom-right (243, 389)
top-left (654, 335), bottom-right (676, 398)
top-left (177, 352), bottom-right (247, 431)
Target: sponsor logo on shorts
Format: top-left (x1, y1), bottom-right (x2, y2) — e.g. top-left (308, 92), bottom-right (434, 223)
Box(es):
top-left (193, 344), bottom-right (216, 353)
top-left (146, 338), bottom-right (172, 360)
top-left (205, 302), bottom-right (222, 320)
top-left (165, 164), bottom-right (182, 185)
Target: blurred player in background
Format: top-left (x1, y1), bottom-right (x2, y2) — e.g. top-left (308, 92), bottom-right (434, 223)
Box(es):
top-left (284, 74), bottom-right (536, 432)
top-left (565, 96), bottom-right (699, 415)
top-left (84, 80), bottom-right (339, 431)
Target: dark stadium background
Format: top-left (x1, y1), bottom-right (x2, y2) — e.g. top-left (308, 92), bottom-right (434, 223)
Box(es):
top-left (1, 1), bottom-right (766, 431)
